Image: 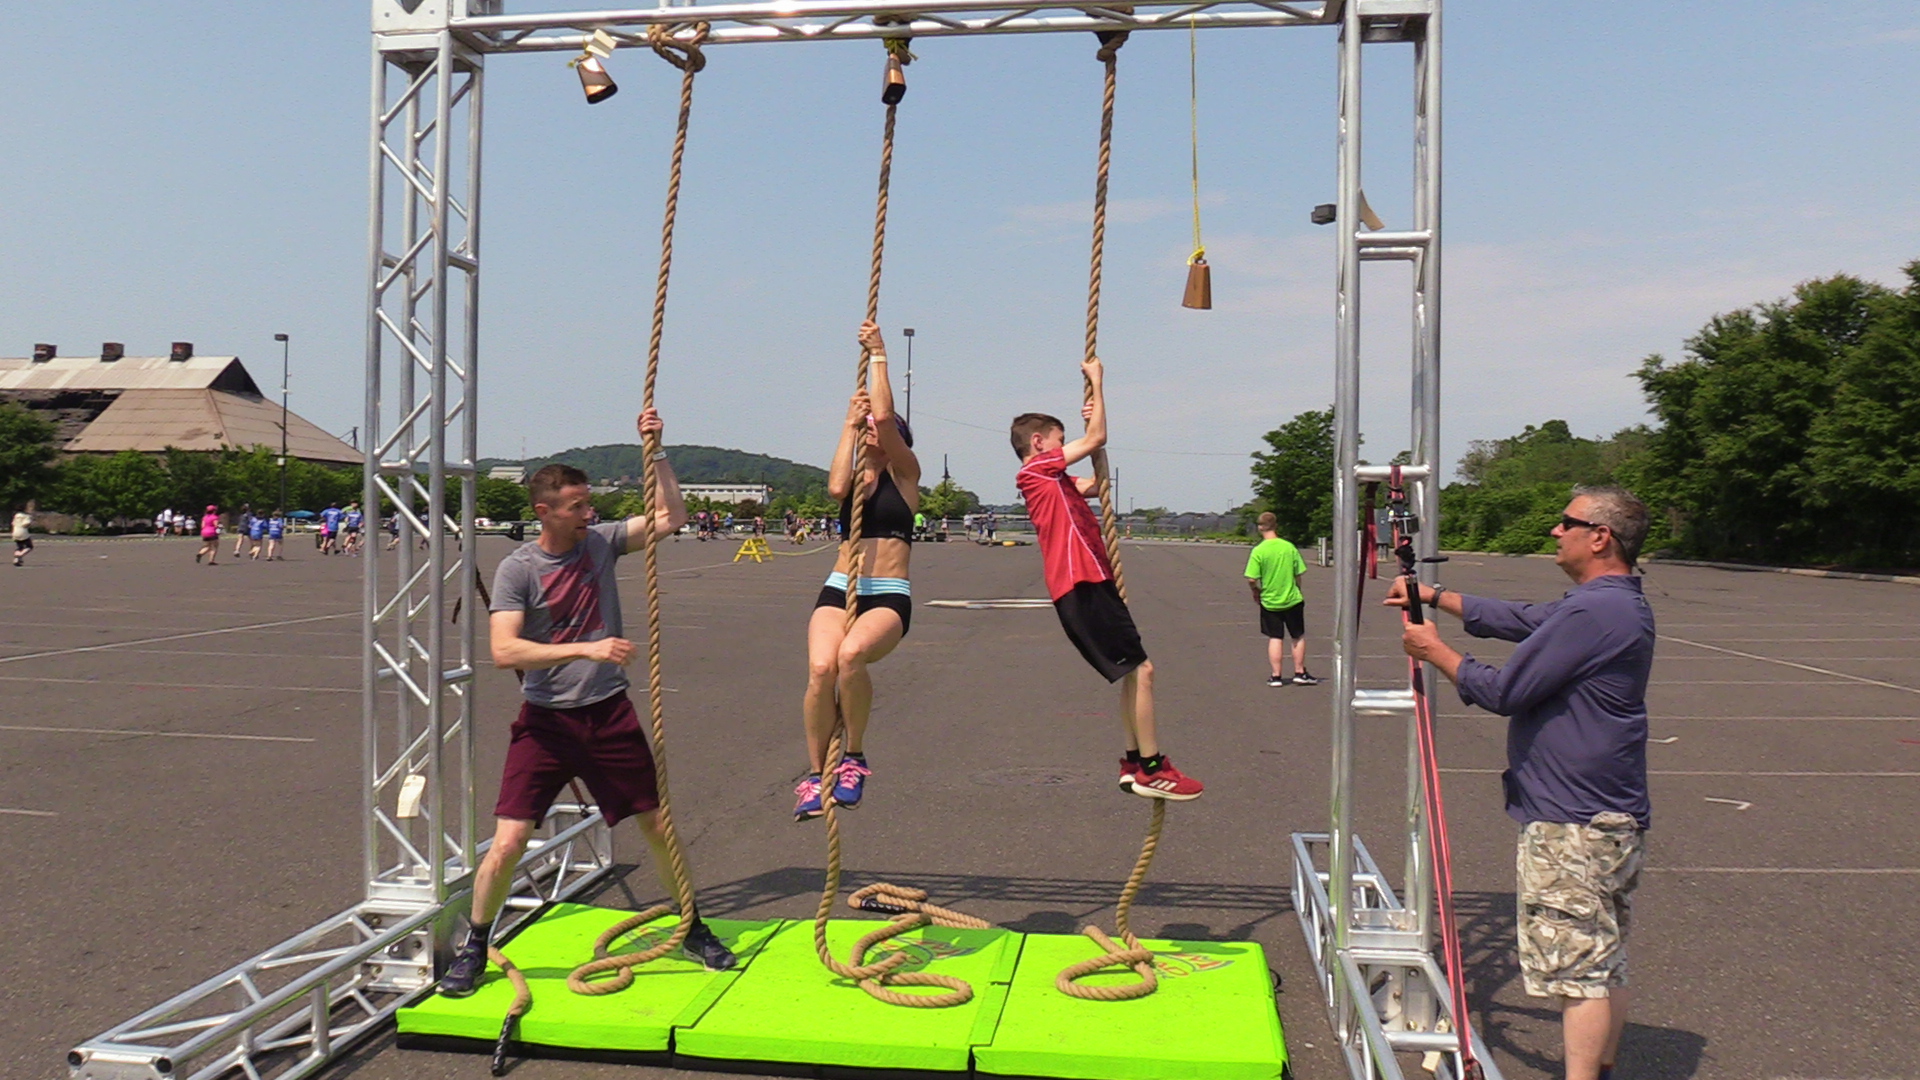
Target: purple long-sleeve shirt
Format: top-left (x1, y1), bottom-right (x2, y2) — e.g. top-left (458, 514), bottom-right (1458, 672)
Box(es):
top-left (1455, 573), bottom-right (1655, 829)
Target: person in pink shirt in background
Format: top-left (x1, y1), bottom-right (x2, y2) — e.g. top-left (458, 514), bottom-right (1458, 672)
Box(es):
top-left (195, 505), bottom-right (221, 565)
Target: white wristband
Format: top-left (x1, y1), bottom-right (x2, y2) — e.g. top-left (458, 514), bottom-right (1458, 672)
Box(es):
top-left (650, 450), bottom-right (669, 462)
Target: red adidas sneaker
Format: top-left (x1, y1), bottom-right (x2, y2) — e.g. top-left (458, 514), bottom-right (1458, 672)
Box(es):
top-left (1118, 757), bottom-right (1142, 793)
top-left (1130, 757), bottom-right (1204, 801)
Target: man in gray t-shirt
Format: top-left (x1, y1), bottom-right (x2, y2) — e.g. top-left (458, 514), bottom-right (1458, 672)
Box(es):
top-left (440, 408), bottom-right (738, 999)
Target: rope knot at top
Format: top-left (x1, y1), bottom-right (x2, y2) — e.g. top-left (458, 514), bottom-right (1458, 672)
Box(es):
top-left (647, 22), bottom-right (710, 73)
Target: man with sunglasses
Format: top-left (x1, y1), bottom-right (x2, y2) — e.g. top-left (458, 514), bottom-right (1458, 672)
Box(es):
top-left (1387, 486), bottom-right (1653, 1080)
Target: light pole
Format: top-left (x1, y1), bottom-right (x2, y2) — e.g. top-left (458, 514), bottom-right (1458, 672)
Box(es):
top-left (274, 333), bottom-right (290, 513)
top-left (901, 327), bottom-right (914, 427)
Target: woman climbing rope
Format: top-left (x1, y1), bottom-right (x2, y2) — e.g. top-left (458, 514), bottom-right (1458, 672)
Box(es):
top-left (795, 319), bottom-right (919, 821)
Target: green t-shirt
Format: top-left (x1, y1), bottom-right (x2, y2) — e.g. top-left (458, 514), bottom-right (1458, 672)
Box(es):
top-left (1245, 536), bottom-right (1306, 610)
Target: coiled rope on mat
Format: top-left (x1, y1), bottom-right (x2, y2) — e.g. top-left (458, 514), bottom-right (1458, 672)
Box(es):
top-left (811, 38), bottom-right (986, 1011)
top-left (1054, 25), bottom-right (1165, 1005)
top-left (487, 28), bottom-right (714, 1074)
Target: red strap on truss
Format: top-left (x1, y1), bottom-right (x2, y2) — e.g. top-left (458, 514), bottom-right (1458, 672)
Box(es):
top-left (1389, 464), bottom-right (1481, 1080)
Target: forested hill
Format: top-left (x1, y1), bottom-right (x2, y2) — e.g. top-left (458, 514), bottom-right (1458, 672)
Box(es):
top-left (480, 444), bottom-right (827, 493)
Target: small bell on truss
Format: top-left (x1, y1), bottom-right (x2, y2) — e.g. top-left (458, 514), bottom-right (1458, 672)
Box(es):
top-left (570, 29), bottom-right (620, 104)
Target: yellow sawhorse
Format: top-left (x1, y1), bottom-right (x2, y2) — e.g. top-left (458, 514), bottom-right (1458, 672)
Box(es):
top-left (733, 537), bottom-right (771, 563)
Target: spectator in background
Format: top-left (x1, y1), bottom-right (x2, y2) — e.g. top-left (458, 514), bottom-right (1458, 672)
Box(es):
top-left (248, 511), bottom-right (267, 560)
top-left (196, 505), bottom-right (221, 565)
top-left (232, 504), bottom-right (253, 559)
top-left (320, 503), bottom-right (343, 554)
top-left (12, 505), bottom-right (33, 568)
top-left (267, 512), bottom-right (285, 561)
top-left (1245, 511), bottom-right (1318, 687)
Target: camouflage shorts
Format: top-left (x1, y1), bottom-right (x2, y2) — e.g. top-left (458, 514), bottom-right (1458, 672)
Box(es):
top-left (1516, 811), bottom-right (1645, 999)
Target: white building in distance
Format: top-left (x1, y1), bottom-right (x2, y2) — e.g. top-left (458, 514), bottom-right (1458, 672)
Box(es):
top-left (682, 483), bottom-right (772, 507)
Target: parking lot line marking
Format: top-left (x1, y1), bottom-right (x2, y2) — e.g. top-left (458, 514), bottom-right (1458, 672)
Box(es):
top-left (1442, 769), bottom-right (1920, 777)
top-left (1657, 635), bottom-right (1920, 694)
top-left (0, 808), bottom-right (57, 817)
top-left (0, 611), bottom-right (357, 666)
top-left (1442, 714), bottom-right (1920, 722)
top-left (0, 724), bottom-right (314, 743)
top-left (1650, 867), bottom-right (1920, 875)
top-left (0, 675), bottom-right (356, 693)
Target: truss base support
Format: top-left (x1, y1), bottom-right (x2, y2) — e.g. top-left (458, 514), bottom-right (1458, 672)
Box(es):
top-left (1290, 833), bottom-right (1505, 1080)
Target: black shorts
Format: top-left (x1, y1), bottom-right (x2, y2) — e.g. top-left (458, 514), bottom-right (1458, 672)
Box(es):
top-left (815, 586), bottom-right (913, 637)
top-left (1260, 603), bottom-right (1305, 640)
top-left (1054, 580), bottom-right (1148, 683)
top-left (13, 537), bottom-right (31, 553)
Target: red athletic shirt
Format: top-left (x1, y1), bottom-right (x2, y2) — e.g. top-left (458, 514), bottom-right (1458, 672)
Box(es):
top-left (1016, 448), bottom-right (1114, 600)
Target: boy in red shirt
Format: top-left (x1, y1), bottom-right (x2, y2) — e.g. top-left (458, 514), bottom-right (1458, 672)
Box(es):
top-left (1011, 358), bottom-right (1203, 800)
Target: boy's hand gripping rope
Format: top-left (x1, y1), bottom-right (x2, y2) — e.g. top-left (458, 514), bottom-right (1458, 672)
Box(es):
top-left (486, 24), bottom-right (713, 1075)
top-left (812, 41), bottom-right (987, 1010)
top-left (1388, 465), bottom-right (1482, 1080)
top-left (1054, 27), bottom-right (1164, 1004)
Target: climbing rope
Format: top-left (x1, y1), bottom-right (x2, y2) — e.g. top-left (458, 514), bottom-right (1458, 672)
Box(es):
top-left (1053, 25), bottom-right (1166, 1005)
top-left (482, 30), bottom-right (714, 1074)
top-left (811, 38), bottom-right (986, 1010)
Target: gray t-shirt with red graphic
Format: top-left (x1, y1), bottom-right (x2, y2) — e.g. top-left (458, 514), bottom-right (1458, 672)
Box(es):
top-left (490, 521), bottom-right (630, 709)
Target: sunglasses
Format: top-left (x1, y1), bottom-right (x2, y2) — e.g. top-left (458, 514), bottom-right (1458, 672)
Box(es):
top-left (1559, 514), bottom-right (1608, 532)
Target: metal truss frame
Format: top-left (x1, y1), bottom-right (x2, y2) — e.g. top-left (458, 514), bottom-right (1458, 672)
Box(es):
top-left (70, 1), bottom-right (1460, 1077)
top-left (1287, 3), bottom-right (1504, 1079)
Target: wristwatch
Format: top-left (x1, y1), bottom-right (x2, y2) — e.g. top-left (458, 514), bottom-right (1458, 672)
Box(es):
top-left (1429, 584), bottom-right (1447, 602)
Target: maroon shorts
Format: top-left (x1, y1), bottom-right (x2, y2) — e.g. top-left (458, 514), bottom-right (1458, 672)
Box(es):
top-left (494, 692), bottom-right (659, 827)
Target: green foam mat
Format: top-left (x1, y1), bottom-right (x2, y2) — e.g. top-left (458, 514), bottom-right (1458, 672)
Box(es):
top-left (396, 904), bottom-right (784, 1056)
top-left (973, 933), bottom-right (1288, 1080)
top-left (673, 918), bottom-right (1022, 1074)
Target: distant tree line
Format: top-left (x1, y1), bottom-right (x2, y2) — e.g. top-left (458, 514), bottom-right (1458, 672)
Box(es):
top-left (1245, 262), bottom-right (1920, 568)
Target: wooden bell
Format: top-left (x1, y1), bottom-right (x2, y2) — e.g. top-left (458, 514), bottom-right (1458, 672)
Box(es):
top-left (1182, 256), bottom-right (1212, 310)
top-left (882, 55), bottom-right (907, 105)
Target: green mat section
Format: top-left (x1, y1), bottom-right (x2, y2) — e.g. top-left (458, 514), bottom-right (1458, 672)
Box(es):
top-left (673, 918), bottom-right (1022, 1073)
top-left (973, 933), bottom-right (1287, 1080)
top-left (396, 904), bottom-right (783, 1053)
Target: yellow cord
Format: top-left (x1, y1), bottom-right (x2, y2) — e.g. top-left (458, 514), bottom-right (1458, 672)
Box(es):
top-left (1188, 15), bottom-right (1204, 266)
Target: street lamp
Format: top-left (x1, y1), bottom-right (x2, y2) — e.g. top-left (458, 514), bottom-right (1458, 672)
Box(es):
top-left (274, 333), bottom-right (289, 513)
top-left (901, 327), bottom-right (915, 427)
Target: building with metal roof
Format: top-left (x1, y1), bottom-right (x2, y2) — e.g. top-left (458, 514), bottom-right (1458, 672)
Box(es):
top-left (0, 343), bottom-right (359, 465)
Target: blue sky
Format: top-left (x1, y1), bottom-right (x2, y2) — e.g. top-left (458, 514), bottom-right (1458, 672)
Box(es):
top-left (3, 2), bottom-right (1916, 510)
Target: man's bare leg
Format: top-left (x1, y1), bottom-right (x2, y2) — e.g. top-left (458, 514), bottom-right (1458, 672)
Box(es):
top-left (1561, 994), bottom-right (1619, 1080)
top-left (1292, 636), bottom-right (1308, 676)
top-left (469, 817), bottom-right (539, 928)
top-left (1267, 637), bottom-right (1285, 678)
top-left (1602, 987), bottom-right (1629, 1074)
top-left (635, 810), bottom-right (683, 903)
top-left (1120, 660), bottom-right (1157, 758)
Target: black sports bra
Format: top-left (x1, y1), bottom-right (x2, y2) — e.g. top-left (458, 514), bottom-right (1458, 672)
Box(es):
top-left (839, 468), bottom-right (914, 543)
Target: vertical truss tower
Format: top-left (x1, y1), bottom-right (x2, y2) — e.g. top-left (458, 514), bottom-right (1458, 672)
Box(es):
top-left (67, 2), bottom-right (1466, 1078)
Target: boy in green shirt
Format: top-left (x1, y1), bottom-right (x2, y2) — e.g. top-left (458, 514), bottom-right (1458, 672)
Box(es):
top-left (1245, 512), bottom-right (1318, 686)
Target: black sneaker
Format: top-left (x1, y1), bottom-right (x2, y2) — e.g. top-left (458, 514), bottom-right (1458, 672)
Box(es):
top-left (1267, 674), bottom-right (1289, 687)
top-left (682, 920), bottom-right (737, 971)
top-left (1292, 671), bottom-right (1322, 686)
top-left (440, 932), bottom-right (490, 997)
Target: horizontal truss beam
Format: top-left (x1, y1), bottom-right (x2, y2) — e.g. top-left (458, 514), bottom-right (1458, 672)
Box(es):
top-left (447, 0), bottom-right (1342, 52)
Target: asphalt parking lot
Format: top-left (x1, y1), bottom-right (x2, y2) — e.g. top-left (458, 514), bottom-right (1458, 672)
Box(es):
top-left (3, 533), bottom-right (1915, 1080)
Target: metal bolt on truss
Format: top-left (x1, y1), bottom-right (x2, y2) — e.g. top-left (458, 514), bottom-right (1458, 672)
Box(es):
top-left (69, 1), bottom-right (1471, 1077)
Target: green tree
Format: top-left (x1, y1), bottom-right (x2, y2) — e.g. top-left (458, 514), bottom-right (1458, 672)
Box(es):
top-left (919, 478), bottom-right (981, 519)
top-left (1250, 407), bottom-right (1336, 543)
top-left (1635, 272), bottom-right (1902, 563)
top-left (476, 476), bottom-right (530, 521)
top-left (0, 403), bottom-right (59, 511)
top-left (56, 451), bottom-right (170, 530)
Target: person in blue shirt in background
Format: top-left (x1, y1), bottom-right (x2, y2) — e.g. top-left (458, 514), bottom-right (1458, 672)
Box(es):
top-left (266, 512), bottom-right (285, 561)
top-left (343, 503), bottom-right (366, 556)
top-left (319, 503), bottom-right (343, 555)
top-left (247, 511), bottom-right (267, 560)
top-left (1390, 485), bottom-right (1653, 1080)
